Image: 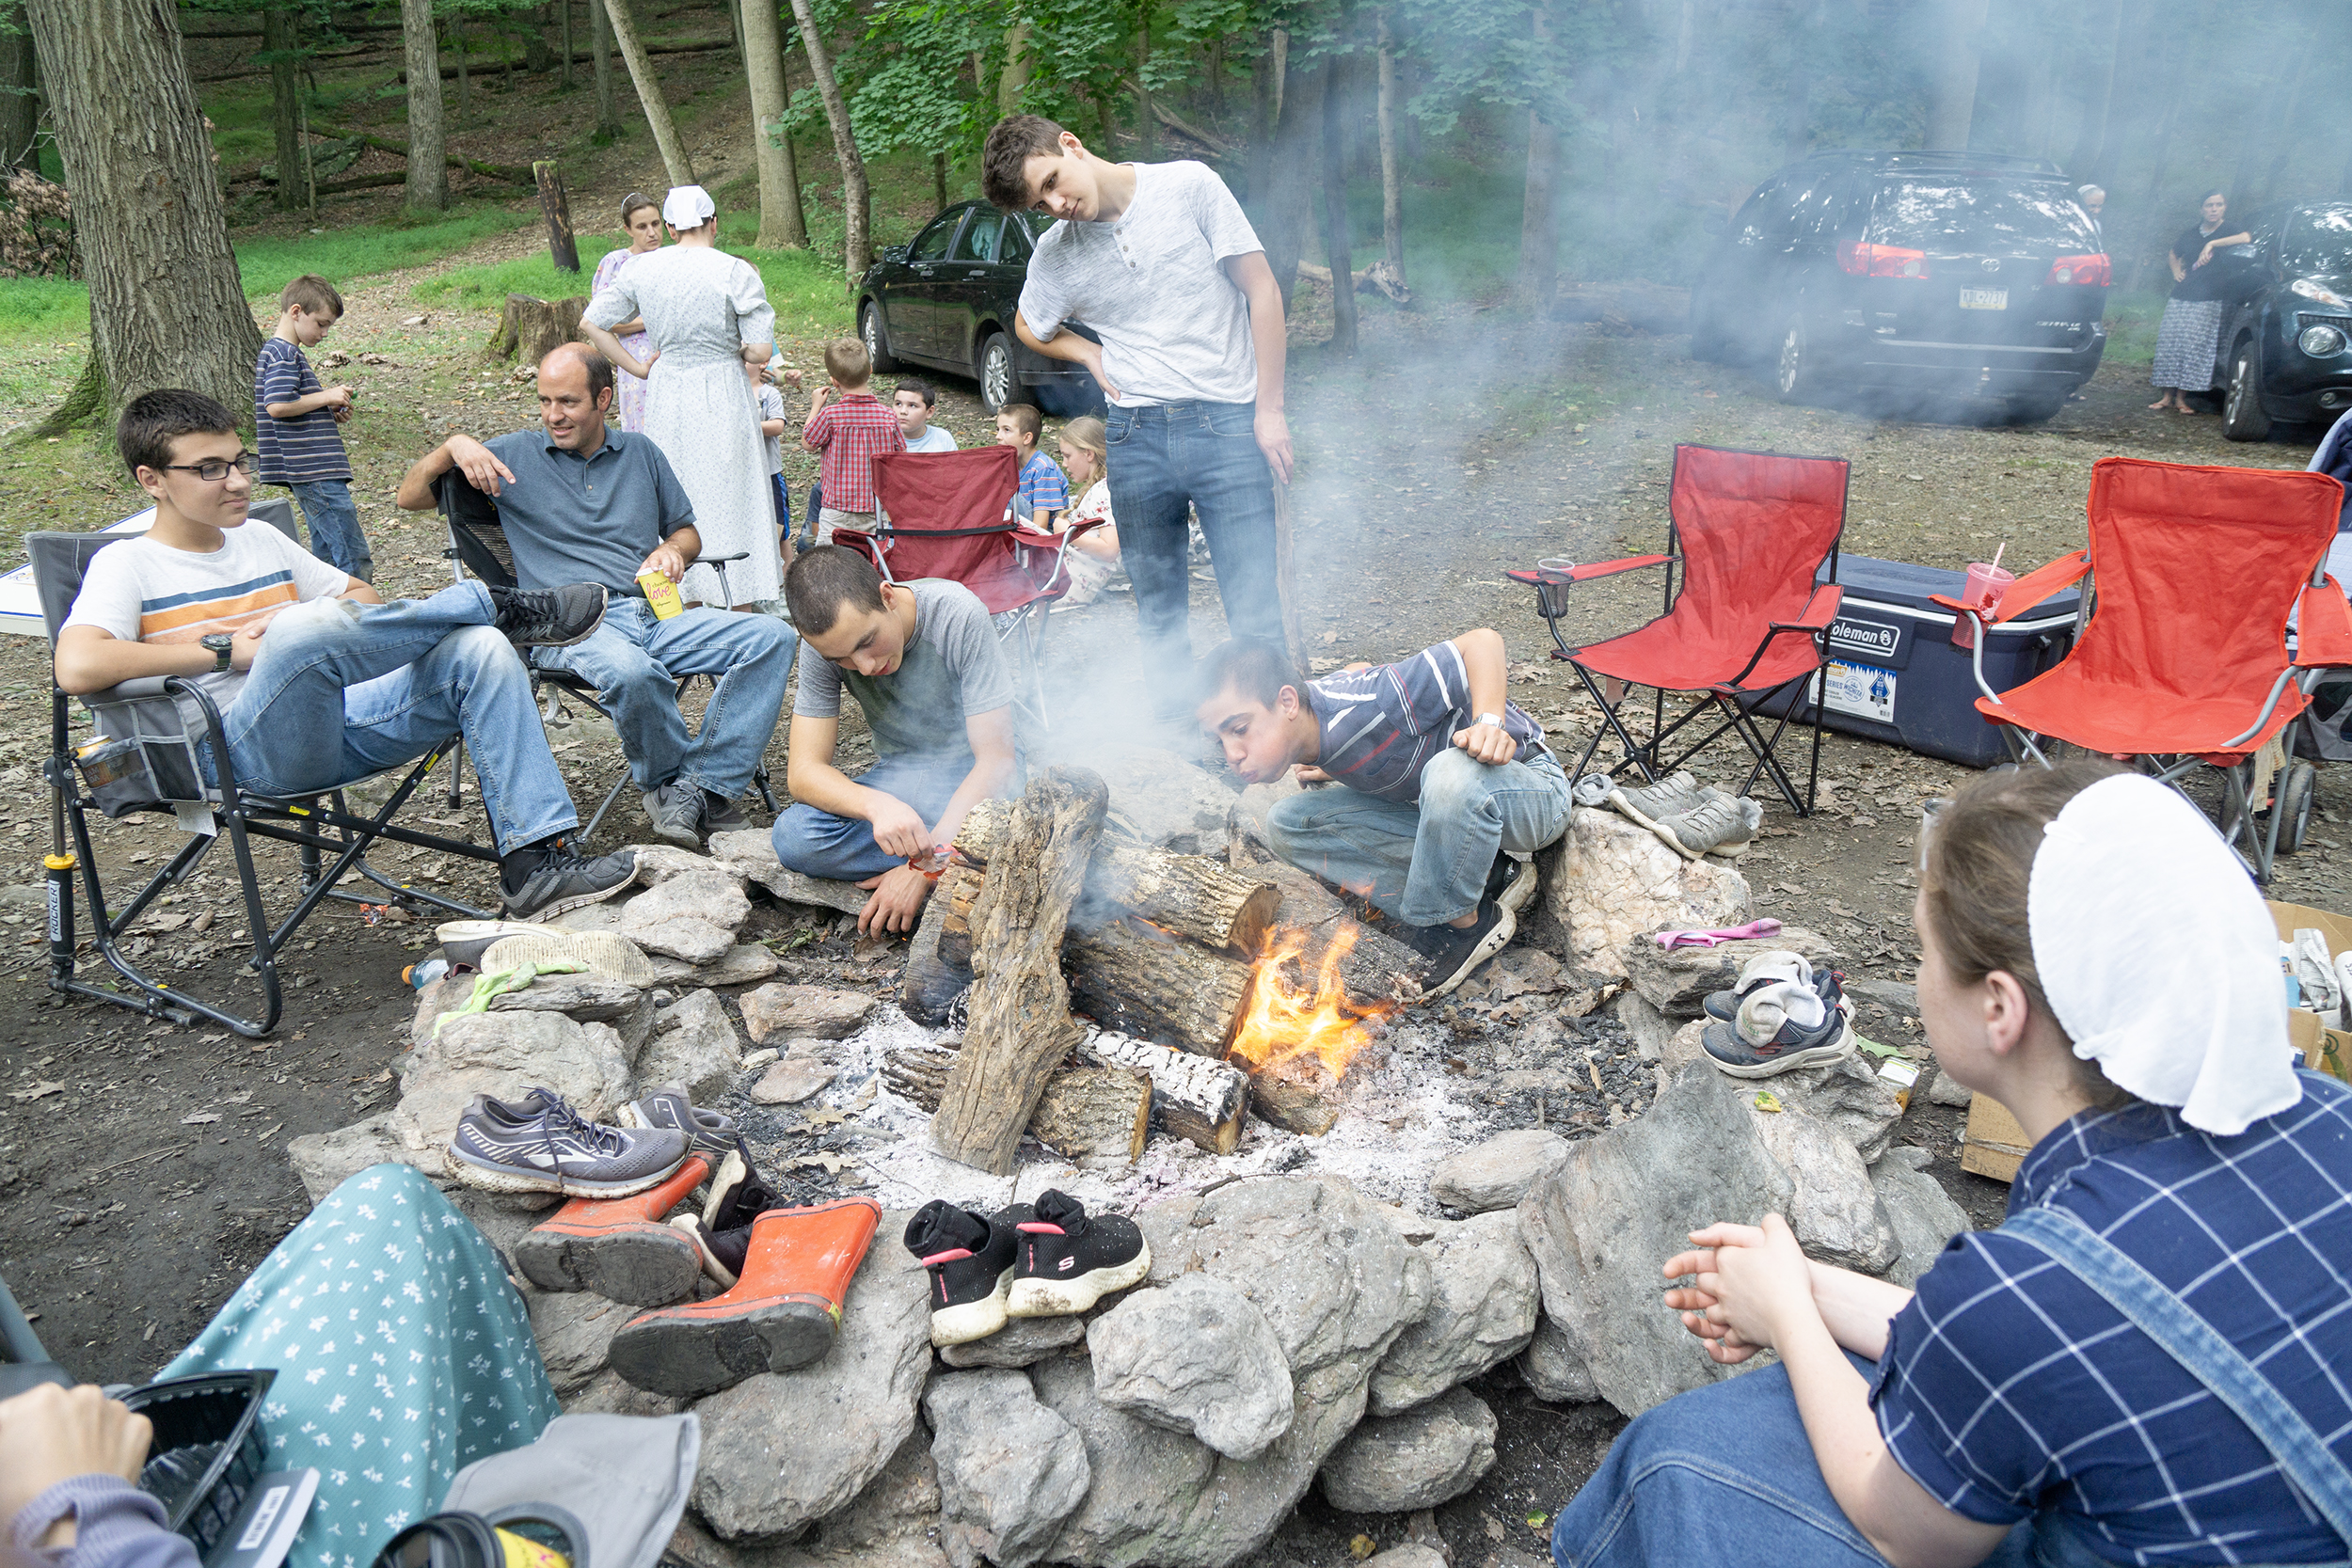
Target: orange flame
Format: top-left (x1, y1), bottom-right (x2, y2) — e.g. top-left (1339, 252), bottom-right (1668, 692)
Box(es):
top-left (1228, 924), bottom-right (1396, 1080)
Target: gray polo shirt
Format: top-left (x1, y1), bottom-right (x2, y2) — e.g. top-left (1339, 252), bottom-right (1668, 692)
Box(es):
top-left (481, 428), bottom-right (695, 593)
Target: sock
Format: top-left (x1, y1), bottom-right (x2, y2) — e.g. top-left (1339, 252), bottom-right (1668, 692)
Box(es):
top-left (499, 834), bottom-right (564, 892)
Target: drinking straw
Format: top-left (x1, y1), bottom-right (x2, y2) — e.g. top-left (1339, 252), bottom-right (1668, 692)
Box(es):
top-left (1990, 541), bottom-right (2006, 571)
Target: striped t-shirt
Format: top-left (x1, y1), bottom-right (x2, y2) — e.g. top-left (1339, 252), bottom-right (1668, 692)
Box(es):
top-left (1304, 642), bottom-right (1545, 805)
top-left (254, 338), bottom-right (351, 483)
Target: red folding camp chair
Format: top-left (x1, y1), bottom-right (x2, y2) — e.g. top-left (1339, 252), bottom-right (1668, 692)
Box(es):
top-left (1508, 443), bottom-right (1850, 815)
top-left (1940, 455), bottom-right (2352, 880)
top-left (830, 446), bottom-right (1105, 729)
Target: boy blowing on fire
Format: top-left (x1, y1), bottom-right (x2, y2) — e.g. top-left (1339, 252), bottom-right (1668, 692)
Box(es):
top-left (1196, 634), bottom-right (1571, 997)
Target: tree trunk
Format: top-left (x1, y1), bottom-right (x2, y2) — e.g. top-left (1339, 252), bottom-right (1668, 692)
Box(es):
top-left (1064, 918), bottom-right (1254, 1058)
top-left (399, 0), bottom-right (448, 210)
top-left (533, 161), bottom-right (580, 272)
top-left (886, 1044), bottom-right (1151, 1163)
top-left (931, 768), bottom-right (1107, 1174)
top-left (24, 0), bottom-right (263, 421)
top-left (1206, 35), bottom-right (1224, 119)
top-left (1318, 52), bottom-right (1357, 353)
top-left (931, 150), bottom-right (946, 211)
top-left (1924, 0), bottom-right (1987, 150)
top-left (1270, 27), bottom-right (1288, 125)
top-left (264, 8), bottom-right (303, 211)
top-left (588, 0), bottom-right (618, 138)
top-left (0, 2), bottom-right (37, 172)
top-left (740, 0), bottom-right (805, 247)
top-left (560, 0), bottom-right (572, 89)
top-left (2064, 0), bottom-right (2120, 180)
top-left (604, 0), bottom-right (692, 184)
top-left (998, 21), bottom-right (1028, 115)
top-left (487, 293), bottom-right (588, 362)
top-left (1249, 41), bottom-right (1274, 210)
top-left (1263, 40), bottom-right (1320, 308)
top-left (788, 0), bottom-right (869, 278)
top-left (1517, 8), bottom-right (1559, 311)
top-left (452, 17), bottom-right (469, 119)
top-left (1376, 11), bottom-right (1403, 278)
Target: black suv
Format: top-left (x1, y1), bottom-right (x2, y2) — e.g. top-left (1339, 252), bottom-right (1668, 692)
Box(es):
top-left (854, 201), bottom-right (1104, 417)
top-left (1690, 151), bottom-right (2109, 421)
top-left (2217, 201), bottom-right (2352, 440)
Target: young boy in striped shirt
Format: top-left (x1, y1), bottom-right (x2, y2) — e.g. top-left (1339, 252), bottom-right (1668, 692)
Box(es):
top-left (254, 275), bottom-right (373, 583)
top-left (1194, 633), bottom-right (1571, 996)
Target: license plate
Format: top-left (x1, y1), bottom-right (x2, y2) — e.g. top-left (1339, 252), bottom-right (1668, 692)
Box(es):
top-left (1959, 288), bottom-right (2009, 310)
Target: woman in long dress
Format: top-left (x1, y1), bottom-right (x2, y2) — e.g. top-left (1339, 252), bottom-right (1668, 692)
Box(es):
top-left (580, 185), bottom-right (782, 609)
top-left (2150, 190), bottom-right (2250, 414)
top-left (590, 191), bottom-right (664, 432)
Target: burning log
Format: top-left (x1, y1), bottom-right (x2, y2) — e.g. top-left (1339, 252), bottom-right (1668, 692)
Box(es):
top-left (901, 863), bottom-right (979, 1025)
top-left (1248, 1065), bottom-right (1343, 1136)
top-left (1065, 916), bottom-right (1254, 1059)
top-left (1084, 1030), bottom-right (1250, 1154)
top-left (1228, 924), bottom-right (1400, 1138)
top-left (883, 1041), bottom-right (1152, 1163)
top-left (953, 800), bottom-right (1280, 955)
top-left (931, 768), bottom-right (1106, 1175)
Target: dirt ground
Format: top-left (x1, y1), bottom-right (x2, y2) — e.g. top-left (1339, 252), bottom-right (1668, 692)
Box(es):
top-left (3, 269), bottom-right (2346, 1565)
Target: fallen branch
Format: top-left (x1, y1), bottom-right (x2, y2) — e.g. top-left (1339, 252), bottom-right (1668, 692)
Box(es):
top-left (1295, 258), bottom-right (1413, 306)
top-left (309, 123), bottom-right (539, 185)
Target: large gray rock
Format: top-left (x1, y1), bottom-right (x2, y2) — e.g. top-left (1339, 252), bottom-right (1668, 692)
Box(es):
top-left (1370, 1212), bottom-right (1539, 1416)
top-left (286, 1110), bottom-right (443, 1202)
top-left (1093, 747), bottom-right (1232, 858)
top-left (1770, 1053), bottom-right (1907, 1164)
top-left (739, 983), bottom-right (878, 1044)
top-left (1318, 1387), bottom-right (1497, 1513)
top-left (637, 989), bottom-right (744, 1102)
top-left (1518, 1062), bottom-right (1793, 1416)
top-left (1749, 1100), bottom-right (1898, 1274)
top-left (667, 1434), bottom-right (944, 1568)
top-left (940, 1314), bottom-right (1088, 1369)
top-left (1517, 1314), bottom-right (1598, 1404)
top-left (1089, 1275), bottom-right (1295, 1461)
top-left (691, 1209), bottom-right (933, 1538)
top-left (1547, 807), bottom-right (1750, 983)
top-left (619, 871), bottom-right (750, 963)
top-left (1873, 1164), bottom-right (1971, 1288)
top-left (524, 1288), bottom-right (630, 1397)
top-left (1623, 927), bottom-right (1844, 1019)
top-left (1041, 1177), bottom-right (1436, 1568)
top-left (1428, 1130), bottom-right (1571, 1215)
top-left (395, 1010), bottom-right (634, 1154)
top-left (1361, 1549), bottom-right (1450, 1568)
top-left (1926, 1067), bottom-right (1973, 1108)
top-left (924, 1369), bottom-right (1091, 1568)
top-left (707, 827), bottom-right (872, 915)
top-left (751, 1053), bottom-right (838, 1105)
top-left (1616, 990), bottom-right (1677, 1063)
top-left (646, 944), bottom-right (783, 988)
top-left (560, 1370), bottom-right (689, 1418)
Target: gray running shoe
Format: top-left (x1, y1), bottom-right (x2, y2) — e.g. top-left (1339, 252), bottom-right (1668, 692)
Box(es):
top-left (490, 583), bottom-right (608, 648)
top-left (501, 843), bottom-right (642, 919)
top-left (448, 1086), bottom-right (690, 1196)
top-left (1651, 791), bottom-right (1762, 861)
top-left (702, 790), bottom-right (750, 834)
top-left (1608, 769), bottom-right (1707, 832)
top-left (1701, 979), bottom-right (1854, 1078)
top-left (1702, 949), bottom-right (1817, 1022)
top-left (644, 781), bottom-right (707, 850)
top-left (620, 1085), bottom-right (742, 1160)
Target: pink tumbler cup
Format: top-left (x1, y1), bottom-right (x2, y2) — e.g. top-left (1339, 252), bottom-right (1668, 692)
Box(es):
top-left (1951, 562), bottom-right (2015, 650)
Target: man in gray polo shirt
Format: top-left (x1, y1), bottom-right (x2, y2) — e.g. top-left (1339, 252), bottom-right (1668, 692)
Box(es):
top-left (394, 344), bottom-right (792, 848)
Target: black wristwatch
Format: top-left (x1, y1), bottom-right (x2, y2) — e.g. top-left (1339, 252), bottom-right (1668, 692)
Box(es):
top-left (200, 633), bottom-right (234, 673)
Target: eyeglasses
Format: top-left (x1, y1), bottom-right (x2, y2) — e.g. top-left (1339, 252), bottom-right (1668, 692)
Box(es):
top-left (161, 454), bottom-right (257, 483)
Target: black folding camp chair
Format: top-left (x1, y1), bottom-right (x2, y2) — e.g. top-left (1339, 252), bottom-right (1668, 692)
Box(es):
top-left (31, 508), bottom-right (499, 1038)
top-left (435, 471), bottom-right (777, 840)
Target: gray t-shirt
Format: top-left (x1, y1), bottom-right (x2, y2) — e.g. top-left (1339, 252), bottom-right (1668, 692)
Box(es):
top-left (792, 578), bottom-right (1012, 761)
top-left (1017, 160), bottom-right (1265, 408)
top-left (480, 428), bottom-right (695, 593)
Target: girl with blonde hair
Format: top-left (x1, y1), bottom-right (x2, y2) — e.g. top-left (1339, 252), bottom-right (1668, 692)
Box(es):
top-left (1053, 414), bottom-right (1122, 607)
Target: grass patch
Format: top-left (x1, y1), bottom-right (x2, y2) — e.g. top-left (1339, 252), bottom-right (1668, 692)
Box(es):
top-left (2102, 289), bottom-right (2168, 369)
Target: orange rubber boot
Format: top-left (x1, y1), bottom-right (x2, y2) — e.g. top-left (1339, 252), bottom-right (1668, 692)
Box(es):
top-left (512, 1153), bottom-right (709, 1306)
top-left (607, 1196), bottom-right (881, 1397)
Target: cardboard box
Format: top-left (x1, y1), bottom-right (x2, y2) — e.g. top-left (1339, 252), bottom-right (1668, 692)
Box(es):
top-left (1961, 1094), bottom-right (2032, 1183)
top-left (2269, 899), bottom-right (2352, 1086)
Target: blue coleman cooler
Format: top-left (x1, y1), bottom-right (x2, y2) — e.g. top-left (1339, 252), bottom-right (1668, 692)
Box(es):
top-left (1759, 555), bottom-right (2083, 768)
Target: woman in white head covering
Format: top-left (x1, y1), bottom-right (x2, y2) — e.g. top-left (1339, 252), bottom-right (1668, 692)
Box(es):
top-left (580, 185), bottom-right (783, 609)
top-left (1544, 760), bottom-right (2352, 1568)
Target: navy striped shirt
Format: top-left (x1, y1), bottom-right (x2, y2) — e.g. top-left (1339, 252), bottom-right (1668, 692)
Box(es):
top-left (1872, 1071), bottom-right (2352, 1565)
top-left (254, 338), bottom-right (350, 484)
top-left (1304, 642), bottom-right (1544, 805)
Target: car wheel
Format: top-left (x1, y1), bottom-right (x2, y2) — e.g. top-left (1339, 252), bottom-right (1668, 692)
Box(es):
top-left (860, 302), bottom-right (899, 374)
top-left (2222, 343), bottom-right (2272, 442)
top-left (1772, 315), bottom-right (1814, 402)
top-left (977, 332), bottom-right (1017, 415)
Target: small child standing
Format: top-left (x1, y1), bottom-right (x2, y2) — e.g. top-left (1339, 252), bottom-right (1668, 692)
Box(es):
top-left (752, 358), bottom-right (790, 554)
top-left (996, 404), bottom-right (1066, 528)
top-left (1053, 415), bottom-right (1121, 607)
top-left (796, 339), bottom-right (905, 546)
top-left (254, 274), bottom-right (373, 581)
top-left (894, 380), bottom-right (959, 453)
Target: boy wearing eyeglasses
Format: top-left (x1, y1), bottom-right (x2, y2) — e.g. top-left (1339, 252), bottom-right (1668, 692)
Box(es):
top-left (255, 274), bottom-right (373, 583)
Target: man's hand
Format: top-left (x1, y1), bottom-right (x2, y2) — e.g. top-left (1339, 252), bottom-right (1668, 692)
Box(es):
top-left (1452, 719), bottom-right (1518, 765)
top-left (448, 434), bottom-right (517, 498)
top-left (229, 619), bottom-right (271, 671)
top-left (0, 1385), bottom-right (153, 1548)
top-left (1663, 1215), bottom-right (1818, 1364)
top-left (1257, 405), bottom-right (1294, 485)
top-left (638, 542), bottom-right (689, 584)
top-left (865, 795), bottom-right (931, 860)
top-left (1072, 339), bottom-right (1122, 404)
top-left (1293, 764), bottom-right (1332, 784)
top-left (855, 864), bottom-right (932, 935)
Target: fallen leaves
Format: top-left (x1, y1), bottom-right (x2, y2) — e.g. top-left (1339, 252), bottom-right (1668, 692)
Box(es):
top-left (1753, 1090), bottom-right (1784, 1114)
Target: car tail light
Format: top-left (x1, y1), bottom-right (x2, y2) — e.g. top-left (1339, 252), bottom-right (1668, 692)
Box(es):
top-left (2047, 253), bottom-right (2110, 287)
top-left (1837, 241), bottom-right (1931, 279)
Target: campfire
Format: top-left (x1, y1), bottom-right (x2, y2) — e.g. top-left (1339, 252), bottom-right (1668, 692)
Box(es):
top-left (1227, 924), bottom-right (1399, 1135)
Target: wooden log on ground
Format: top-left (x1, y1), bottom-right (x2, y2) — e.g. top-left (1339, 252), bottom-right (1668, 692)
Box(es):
top-left (954, 800), bottom-right (1279, 956)
top-left (931, 768), bottom-right (1106, 1174)
top-left (487, 293), bottom-right (587, 364)
top-left (1064, 916), bottom-right (1253, 1058)
top-left (883, 1042), bottom-right (1150, 1163)
top-left (1249, 1062), bottom-right (1343, 1136)
top-left (899, 865), bottom-right (976, 1025)
top-left (1084, 1030), bottom-right (1249, 1154)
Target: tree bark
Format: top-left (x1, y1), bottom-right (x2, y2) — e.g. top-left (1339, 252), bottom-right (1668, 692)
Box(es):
top-left (264, 9), bottom-right (304, 211)
top-left (1376, 11), bottom-right (1403, 279)
top-left (1924, 0), bottom-right (1987, 150)
top-left (998, 21), bottom-right (1028, 115)
top-left (487, 293), bottom-right (587, 362)
top-left (1086, 1030), bottom-right (1249, 1154)
top-left (1064, 917), bottom-right (1254, 1058)
top-left (24, 0), bottom-right (262, 420)
top-left (2064, 0), bottom-right (2120, 181)
top-left (560, 0), bottom-right (572, 89)
top-left (0, 1), bottom-right (36, 172)
top-left (740, 0), bottom-right (805, 247)
top-left (588, 0), bottom-right (618, 138)
top-left (1249, 40), bottom-right (1274, 211)
top-left (931, 150), bottom-right (946, 211)
top-left (605, 0), bottom-right (693, 186)
top-left (788, 0), bottom-right (869, 278)
top-left (1319, 50), bottom-right (1357, 355)
top-left (398, 0), bottom-right (448, 210)
top-left (1263, 39), bottom-right (1320, 308)
top-left (931, 768), bottom-right (1107, 1174)
top-left (887, 1043), bottom-right (1151, 1163)
top-left (1516, 7), bottom-right (1559, 311)
top-left (952, 802), bottom-right (1281, 955)
top-left (533, 161), bottom-right (580, 272)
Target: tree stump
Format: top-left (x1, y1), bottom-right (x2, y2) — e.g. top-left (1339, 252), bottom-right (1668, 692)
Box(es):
top-left (930, 768), bottom-right (1106, 1174)
top-left (486, 293), bottom-right (586, 364)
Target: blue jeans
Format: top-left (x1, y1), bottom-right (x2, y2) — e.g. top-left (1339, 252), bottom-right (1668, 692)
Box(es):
top-left (1104, 400), bottom-right (1283, 708)
top-left (532, 599), bottom-right (793, 797)
top-left (1553, 1354), bottom-right (2048, 1568)
top-left (1267, 748), bottom-right (1572, 927)
top-left (287, 477), bottom-right (374, 583)
top-left (771, 473), bottom-right (793, 535)
top-left (771, 752), bottom-right (977, 881)
top-left (219, 582), bottom-right (575, 852)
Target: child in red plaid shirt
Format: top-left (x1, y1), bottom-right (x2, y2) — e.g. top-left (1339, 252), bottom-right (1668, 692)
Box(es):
top-left (794, 338), bottom-right (905, 546)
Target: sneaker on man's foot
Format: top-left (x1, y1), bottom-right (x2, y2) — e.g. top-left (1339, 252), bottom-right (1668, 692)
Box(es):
top-left (619, 1085), bottom-right (743, 1160)
top-left (501, 842), bottom-right (641, 920)
top-left (1484, 854), bottom-right (1539, 916)
top-left (904, 1198), bottom-right (1027, 1345)
top-left (1650, 791), bottom-right (1762, 861)
top-left (448, 1087), bottom-right (691, 1196)
top-left (1410, 900), bottom-right (1518, 1000)
top-left (490, 583), bottom-right (608, 647)
top-left (702, 790), bottom-right (751, 834)
top-left (1701, 978), bottom-right (1854, 1078)
top-left (1008, 1191), bottom-right (1149, 1319)
top-left (643, 781), bottom-right (707, 851)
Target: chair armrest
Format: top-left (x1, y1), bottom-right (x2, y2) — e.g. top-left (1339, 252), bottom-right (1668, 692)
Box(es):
top-left (1926, 550), bottom-right (2091, 627)
top-left (1767, 583), bottom-right (1844, 633)
top-left (1505, 554), bottom-right (1673, 586)
top-left (1011, 519), bottom-right (1105, 551)
top-left (699, 551), bottom-right (752, 564)
top-left (83, 675), bottom-right (174, 704)
top-left (2296, 578), bottom-right (2352, 669)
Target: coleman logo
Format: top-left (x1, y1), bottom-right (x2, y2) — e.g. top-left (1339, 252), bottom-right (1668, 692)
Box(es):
top-left (1827, 617), bottom-right (1899, 659)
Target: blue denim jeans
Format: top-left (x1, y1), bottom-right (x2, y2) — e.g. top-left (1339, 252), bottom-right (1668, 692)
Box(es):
top-left (1552, 1354), bottom-right (2048, 1568)
top-left (287, 478), bottom-right (374, 583)
top-left (1266, 748), bottom-right (1572, 927)
top-left (1104, 400), bottom-right (1283, 707)
top-left (532, 599), bottom-right (793, 797)
top-left (218, 582), bottom-right (574, 852)
top-left (770, 752), bottom-right (977, 881)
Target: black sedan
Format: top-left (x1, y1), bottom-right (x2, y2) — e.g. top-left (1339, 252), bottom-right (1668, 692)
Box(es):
top-left (854, 201), bottom-right (1104, 417)
top-left (2218, 201), bottom-right (2352, 440)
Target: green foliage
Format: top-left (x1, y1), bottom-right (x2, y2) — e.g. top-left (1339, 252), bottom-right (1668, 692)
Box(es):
top-left (412, 227), bottom-right (855, 340)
